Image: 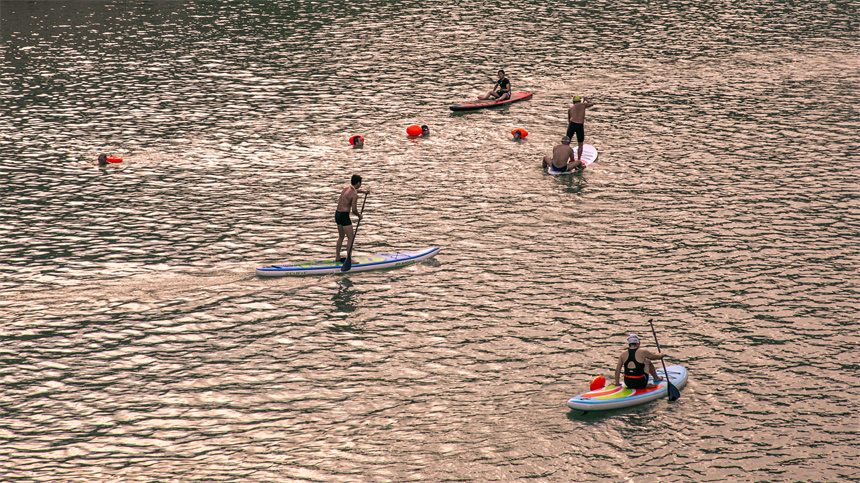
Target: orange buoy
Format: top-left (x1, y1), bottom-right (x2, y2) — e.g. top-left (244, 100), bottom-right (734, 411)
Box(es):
top-left (511, 128), bottom-right (528, 139)
top-left (349, 135), bottom-right (364, 145)
top-left (106, 156), bottom-right (123, 163)
top-left (589, 375), bottom-right (606, 391)
top-left (406, 125), bottom-right (422, 136)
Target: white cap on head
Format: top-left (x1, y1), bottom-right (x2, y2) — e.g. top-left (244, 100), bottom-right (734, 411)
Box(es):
top-left (627, 334), bottom-right (640, 344)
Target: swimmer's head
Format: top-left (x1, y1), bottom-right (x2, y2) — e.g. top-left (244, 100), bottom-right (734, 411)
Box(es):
top-left (561, 136), bottom-right (571, 144)
top-left (572, 95), bottom-right (581, 103)
top-left (421, 125), bottom-right (429, 135)
top-left (97, 153), bottom-right (107, 165)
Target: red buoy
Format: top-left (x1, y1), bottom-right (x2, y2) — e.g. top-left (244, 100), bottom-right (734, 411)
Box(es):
top-left (511, 128), bottom-right (528, 139)
top-left (406, 125), bottom-right (422, 136)
top-left (590, 375), bottom-right (606, 391)
top-left (106, 156), bottom-right (122, 163)
top-left (349, 135), bottom-right (364, 145)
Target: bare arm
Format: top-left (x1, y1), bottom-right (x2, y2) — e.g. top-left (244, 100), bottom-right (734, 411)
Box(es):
top-left (350, 193), bottom-right (361, 219)
top-left (643, 349), bottom-right (665, 361)
top-left (613, 353), bottom-right (624, 386)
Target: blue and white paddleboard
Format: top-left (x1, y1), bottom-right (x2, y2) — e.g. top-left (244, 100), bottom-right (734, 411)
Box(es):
top-left (546, 144), bottom-right (598, 175)
top-left (567, 365), bottom-right (688, 412)
top-left (256, 247), bottom-right (440, 277)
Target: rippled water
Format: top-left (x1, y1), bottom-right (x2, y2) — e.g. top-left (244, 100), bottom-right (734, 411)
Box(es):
top-left (2, 0), bottom-right (859, 481)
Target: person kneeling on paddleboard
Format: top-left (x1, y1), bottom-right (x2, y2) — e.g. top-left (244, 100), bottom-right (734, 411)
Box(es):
top-left (613, 333), bottom-right (665, 389)
top-left (542, 136), bottom-right (584, 173)
top-left (478, 70), bottom-right (511, 101)
top-left (334, 174), bottom-right (370, 263)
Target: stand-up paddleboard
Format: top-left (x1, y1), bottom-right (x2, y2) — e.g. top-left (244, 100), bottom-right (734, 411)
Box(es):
top-left (450, 91), bottom-right (533, 111)
top-left (567, 365), bottom-right (688, 412)
top-left (256, 247), bottom-right (440, 277)
top-left (546, 144), bottom-right (598, 175)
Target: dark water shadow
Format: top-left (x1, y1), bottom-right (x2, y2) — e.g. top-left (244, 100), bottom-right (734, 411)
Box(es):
top-left (332, 277), bottom-right (357, 313)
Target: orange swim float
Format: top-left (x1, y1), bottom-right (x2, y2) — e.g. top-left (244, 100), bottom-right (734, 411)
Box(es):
top-left (349, 135), bottom-right (364, 145)
top-left (406, 125), bottom-right (422, 136)
top-left (511, 128), bottom-right (528, 138)
top-left (106, 156), bottom-right (122, 163)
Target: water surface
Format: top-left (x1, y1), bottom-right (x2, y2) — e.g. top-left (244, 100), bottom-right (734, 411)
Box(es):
top-left (1, 1), bottom-right (858, 481)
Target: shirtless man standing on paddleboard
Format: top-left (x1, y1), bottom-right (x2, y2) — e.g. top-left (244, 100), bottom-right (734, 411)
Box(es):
top-left (335, 175), bottom-right (370, 263)
top-left (567, 95), bottom-right (594, 162)
top-left (542, 136), bottom-right (584, 173)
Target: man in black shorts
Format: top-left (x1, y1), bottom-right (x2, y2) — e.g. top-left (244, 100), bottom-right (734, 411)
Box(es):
top-left (478, 70), bottom-right (511, 101)
top-left (334, 175), bottom-right (370, 263)
top-left (567, 95), bottom-right (594, 162)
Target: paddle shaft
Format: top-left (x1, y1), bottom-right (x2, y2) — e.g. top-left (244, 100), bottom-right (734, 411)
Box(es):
top-left (648, 318), bottom-right (681, 401)
top-left (341, 192), bottom-right (368, 272)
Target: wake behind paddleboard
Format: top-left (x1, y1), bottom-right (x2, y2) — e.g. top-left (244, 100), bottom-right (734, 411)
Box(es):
top-left (256, 247), bottom-right (440, 277)
top-left (546, 144), bottom-right (598, 175)
top-left (567, 365), bottom-right (688, 412)
top-left (450, 91), bottom-right (533, 111)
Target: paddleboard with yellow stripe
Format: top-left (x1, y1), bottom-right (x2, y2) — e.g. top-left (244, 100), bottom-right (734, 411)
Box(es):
top-left (567, 365), bottom-right (688, 412)
top-left (256, 247), bottom-right (440, 277)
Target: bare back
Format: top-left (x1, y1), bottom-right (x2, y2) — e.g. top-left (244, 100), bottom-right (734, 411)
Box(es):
top-left (568, 101), bottom-right (593, 124)
top-left (550, 144), bottom-right (575, 168)
top-left (336, 185), bottom-right (358, 213)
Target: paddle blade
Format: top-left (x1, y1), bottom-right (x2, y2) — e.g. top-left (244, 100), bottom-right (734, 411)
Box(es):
top-left (667, 382), bottom-right (681, 401)
top-left (340, 257), bottom-right (352, 272)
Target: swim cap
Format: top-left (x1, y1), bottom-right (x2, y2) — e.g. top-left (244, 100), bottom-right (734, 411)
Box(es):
top-left (561, 136), bottom-right (571, 143)
top-left (573, 95), bottom-right (581, 102)
top-left (627, 334), bottom-right (640, 344)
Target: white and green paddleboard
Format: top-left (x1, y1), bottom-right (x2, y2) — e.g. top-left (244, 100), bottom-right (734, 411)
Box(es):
top-left (256, 247), bottom-right (440, 277)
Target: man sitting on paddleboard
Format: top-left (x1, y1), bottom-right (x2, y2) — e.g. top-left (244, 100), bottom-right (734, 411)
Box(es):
top-left (567, 95), bottom-right (594, 162)
top-left (613, 334), bottom-right (665, 389)
top-left (542, 136), bottom-right (584, 173)
top-left (334, 175), bottom-right (370, 263)
top-left (478, 70), bottom-right (511, 101)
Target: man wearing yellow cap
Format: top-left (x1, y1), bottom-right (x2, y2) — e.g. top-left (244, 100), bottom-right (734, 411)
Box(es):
top-left (567, 95), bottom-right (594, 163)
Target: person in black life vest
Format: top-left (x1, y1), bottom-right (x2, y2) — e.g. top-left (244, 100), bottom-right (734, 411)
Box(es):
top-left (613, 333), bottom-right (665, 389)
top-left (478, 70), bottom-right (511, 101)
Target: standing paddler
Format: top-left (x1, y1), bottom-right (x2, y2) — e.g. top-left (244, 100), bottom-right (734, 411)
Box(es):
top-left (334, 175), bottom-right (370, 264)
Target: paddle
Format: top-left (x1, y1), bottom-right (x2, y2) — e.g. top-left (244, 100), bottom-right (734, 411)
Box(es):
top-left (648, 318), bottom-right (681, 401)
top-left (341, 192), bottom-right (368, 272)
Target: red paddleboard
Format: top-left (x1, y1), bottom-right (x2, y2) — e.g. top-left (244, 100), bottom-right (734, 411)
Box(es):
top-left (450, 91), bottom-right (533, 111)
